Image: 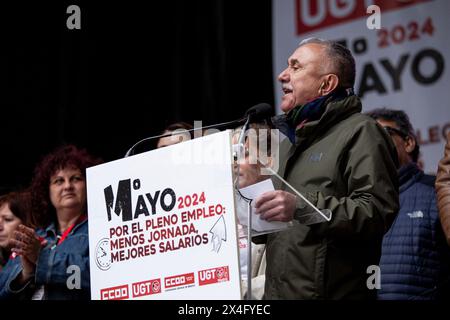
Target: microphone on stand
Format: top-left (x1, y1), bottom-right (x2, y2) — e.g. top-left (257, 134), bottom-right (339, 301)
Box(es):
top-left (244, 103), bottom-right (273, 122)
top-left (235, 103), bottom-right (272, 156)
top-left (124, 103), bottom-right (273, 158)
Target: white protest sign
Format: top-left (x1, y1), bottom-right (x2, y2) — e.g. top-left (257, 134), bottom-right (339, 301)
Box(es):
top-left (87, 130), bottom-right (241, 300)
top-left (273, 0), bottom-right (450, 173)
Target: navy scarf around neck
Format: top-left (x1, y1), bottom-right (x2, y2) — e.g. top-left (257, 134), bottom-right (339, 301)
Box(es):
top-left (287, 88), bottom-right (352, 128)
top-left (283, 88), bottom-right (352, 143)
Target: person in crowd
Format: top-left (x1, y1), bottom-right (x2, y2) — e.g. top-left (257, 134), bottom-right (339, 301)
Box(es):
top-left (253, 38), bottom-right (399, 299)
top-left (233, 123), bottom-right (274, 299)
top-left (0, 191), bottom-right (32, 272)
top-left (436, 132), bottom-right (450, 246)
top-left (156, 121), bottom-right (193, 148)
top-left (0, 145), bottom-right (102, 300)
top-left (367, 108), bottom-right (450, 300)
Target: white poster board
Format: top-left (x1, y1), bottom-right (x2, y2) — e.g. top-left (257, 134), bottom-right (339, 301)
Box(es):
top-left (273, 0), bottom-right (450, 173)
top-left (87, 130), bottom-right (241, 300)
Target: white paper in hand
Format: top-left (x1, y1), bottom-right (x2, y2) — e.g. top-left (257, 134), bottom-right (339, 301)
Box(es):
top-left (237, 179), bottom-right (289, 233)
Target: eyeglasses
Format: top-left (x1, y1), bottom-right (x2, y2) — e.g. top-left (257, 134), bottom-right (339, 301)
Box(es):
top-left (383, 126), bottom-right (409, 139)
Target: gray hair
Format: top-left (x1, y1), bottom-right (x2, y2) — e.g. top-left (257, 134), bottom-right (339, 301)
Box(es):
top-left (299, 37), bottom-right (355, 89)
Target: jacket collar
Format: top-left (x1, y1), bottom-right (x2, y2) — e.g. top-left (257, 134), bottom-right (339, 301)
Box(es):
top-left (294, 94), bottom-right (361, 147)
top-left (43, 217), bottom-right (87, 238)
top-left (398, 162), bottom-right (423, 192)
top-left (272, 88), bottom-right (359, 145)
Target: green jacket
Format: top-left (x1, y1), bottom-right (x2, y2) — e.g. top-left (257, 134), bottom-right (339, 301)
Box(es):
top-left (264, 95), bottom-right (399, 299)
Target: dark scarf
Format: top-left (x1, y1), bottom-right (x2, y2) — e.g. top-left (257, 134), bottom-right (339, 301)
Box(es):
top-left (283, 88), bottom-right (353, 143)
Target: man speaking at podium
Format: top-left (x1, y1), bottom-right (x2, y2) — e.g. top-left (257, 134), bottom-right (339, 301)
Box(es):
top-left (254, 38), bottom-right (399, 299)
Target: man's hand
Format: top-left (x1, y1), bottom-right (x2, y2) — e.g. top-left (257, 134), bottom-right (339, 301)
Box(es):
top-left (254, 190), bottom-right (296, 222)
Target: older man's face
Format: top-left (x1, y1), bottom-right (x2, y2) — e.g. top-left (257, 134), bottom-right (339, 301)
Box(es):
top-left (278, 43), bottom-right (327, 113)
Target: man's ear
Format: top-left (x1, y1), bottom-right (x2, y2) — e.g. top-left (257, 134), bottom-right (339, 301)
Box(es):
top-left (320, 74), bottom-right (339, 95)
top-left (404, 135), bottom-right (416, 154)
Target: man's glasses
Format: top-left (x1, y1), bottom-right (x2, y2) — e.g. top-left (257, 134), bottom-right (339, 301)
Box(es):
top-left (383, 126), bottom-right (409, 139)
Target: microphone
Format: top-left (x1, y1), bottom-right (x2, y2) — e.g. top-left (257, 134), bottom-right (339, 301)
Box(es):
top-left (235, 103), bottom-right (272, 157)
top-left (124, 103), bottom-right (273, 157)
top-left (233, 102), bottom-right (273, 191)
top-left (245, 103), bottom-right (272, 122)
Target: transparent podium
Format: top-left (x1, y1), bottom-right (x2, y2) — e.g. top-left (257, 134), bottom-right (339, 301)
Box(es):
top-left (233, 142), bottom-right (332, 300)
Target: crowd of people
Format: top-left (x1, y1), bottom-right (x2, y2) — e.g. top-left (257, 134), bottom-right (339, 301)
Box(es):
top-left (1, 38), bottom-right (450, 300)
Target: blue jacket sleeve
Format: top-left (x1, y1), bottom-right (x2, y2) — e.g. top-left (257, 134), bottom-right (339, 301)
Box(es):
top-left (35, 224), bottom-right (90, 290)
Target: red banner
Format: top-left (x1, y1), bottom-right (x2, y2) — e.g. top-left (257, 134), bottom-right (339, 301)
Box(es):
top-left (296, 0), bottom-right (431, 35)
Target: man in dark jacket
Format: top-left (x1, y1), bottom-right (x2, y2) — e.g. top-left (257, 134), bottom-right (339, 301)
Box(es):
top-left (254, 38), bottom-right (399, 299)
top-left (367, 108), bottom-right (450, 300)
